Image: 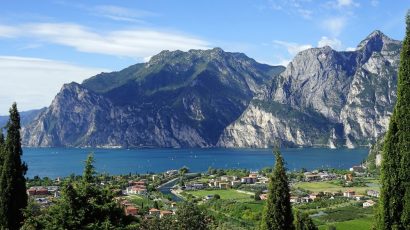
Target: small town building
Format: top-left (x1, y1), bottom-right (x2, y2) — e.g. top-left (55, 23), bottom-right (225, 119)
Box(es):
top-left (343, 190), bottom-right (356, 198)
top-left (125, 206), bottom-right (138, 216)
top-left (149, 208), bottom-right (161, 216)
top-left (160, 210), bottom-right (173, 218)
top-left (363, 200), bottom-right (376, 208)
top-left (367, 190), bottom-right (380, 198)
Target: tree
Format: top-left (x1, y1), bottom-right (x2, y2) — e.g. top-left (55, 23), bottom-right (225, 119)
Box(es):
top-left (294, 210), bottom-right (318, 230)
top-left (0, 103), bottom-right (28, 229)
top-left (175, 202), bottom-right (210, 230)
top-left (260, 148), bottom-right (294, 230)
top-left (31, 153), bottom-right (131, 229)
top-left (378, 11), bottom-right (410, 230)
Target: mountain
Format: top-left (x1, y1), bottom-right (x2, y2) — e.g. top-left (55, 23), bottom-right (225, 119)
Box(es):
top-left (0, 108), bottom-right (46, 130)
top-left (22, 48), bottom-right (284, 147)
top-left (22, 31), bottom-right (401, 148)
top-left (218, 30), bottom-right (401, 148)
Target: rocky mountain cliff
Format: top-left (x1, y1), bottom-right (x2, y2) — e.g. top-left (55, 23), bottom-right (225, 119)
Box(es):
top-left (22, 48), bottom-right (284, 147)
top-left (218, 30), bottom-right (401, 148)
top-left (22, 31), bottom-right (401, 148)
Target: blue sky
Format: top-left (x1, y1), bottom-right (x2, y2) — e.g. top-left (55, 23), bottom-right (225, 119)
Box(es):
top-left (0, 0), bottom-right (408, 114)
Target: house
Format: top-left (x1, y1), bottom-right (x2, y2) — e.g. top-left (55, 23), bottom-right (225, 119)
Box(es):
top-left (304, 172), bottom-right (321, 182)
top-left (301, 197), bottom-right (311, 203)
top-left (241, 177), bottom-right (257, 184)
top-left (367, 190), bottom-right (380, 198)
top-left (343, 174), bottom-right (353, 182)
top-left (219, 183), bottom-right (230, 189)
top-left (125, 206), bottom-right (138, 216)
top-left (343, 190), bottom-right (356, 198)
top-left (350, 165), bottom-right (365, 173)
top-left (259, 194), bottom-right (268, 200)
top-left (185, 183), bottom-right (204, 190)
top-left (363, 200), bottom-right (376, 208)
top-left (354, 195), bottom-right (365, 201)
top-left (160, 210), bottom-right (173, 218)
top-left (290, 196), bottom-right (301, 204)
top-left (309, 193), bottom-right (320, 201)
top-left (165, 170), bottom-right (178, 176)
top-left (27, 187), bottom-right (49, 196)
top-left (249, 173), bottom-right (258, 178)
top-left (220, 176), bottom-right (230, 181)
top-left (149, 208), bottom-right (161, 216)
top-left (126, 185), bottom-right (147, 195)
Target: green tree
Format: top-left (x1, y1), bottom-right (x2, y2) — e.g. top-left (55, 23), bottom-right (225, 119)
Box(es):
top-left (260, 148), bottom-right (294, 230)
top-left (378, 11), bottom-right (410, 230)
top-left (0, 103), bottom-right (28, 229)
top-left (175, 202), bottom-right (210, 230)
top-left (294, 210), bottom-right (318, 230)
top-left (31, 154), bottom-right (131, 229)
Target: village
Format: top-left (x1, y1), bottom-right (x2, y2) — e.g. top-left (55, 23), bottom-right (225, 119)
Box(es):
top-left (24, 163), bottom-right (380, 222)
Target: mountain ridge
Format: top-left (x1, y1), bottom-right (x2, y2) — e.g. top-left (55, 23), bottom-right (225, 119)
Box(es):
top-left (22, 30), bottom-right (401, 148)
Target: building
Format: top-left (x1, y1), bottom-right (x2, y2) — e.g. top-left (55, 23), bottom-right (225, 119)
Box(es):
top-left (343, 174), bottom-right (353, 182)
top-left (241, 177), bottom-right (257, 184)
top-left (304, 174), bottom-right (321, 182)
top-left (260, 194), bottom-right (268, 200)
top-left (27, 187), bottom-right (49, 196)
top-left (184, 183), bottom-right (204, 190)
top-left (290, 196), bottom-right (301, 204)
top-left (349, 165), bottom-right (365, 173)
top-left (363, 200), bottom-right (376, 208)
top-left (149, 208), bottom-right (161, 216)
top-left (309, 193), bottom-right (320, 201)
top-left (343, 190), bottom-right (356, 198)
top-left (367, 190), bottom-right (380, 198)
top-left (219, 183), bottom-right (230, 189)
top-left (160, 210), bottom-right (173, 218)
top-left (126, 185), bottom-right (147, 195)
top-left (125, 206), bottom-right (138, 216)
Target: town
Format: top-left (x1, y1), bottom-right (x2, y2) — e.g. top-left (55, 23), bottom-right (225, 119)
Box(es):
top-left (25, 163), bottom-right (380, 229)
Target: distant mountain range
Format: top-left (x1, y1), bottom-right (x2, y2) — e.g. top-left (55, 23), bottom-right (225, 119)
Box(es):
top-left (22, 30), bottom-right (401, 148)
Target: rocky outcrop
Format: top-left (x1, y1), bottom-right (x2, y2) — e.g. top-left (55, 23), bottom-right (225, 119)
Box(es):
top-left (22, 48), bottom-right (283, 147)
top-left (218, 30), bottom-right (401, 148)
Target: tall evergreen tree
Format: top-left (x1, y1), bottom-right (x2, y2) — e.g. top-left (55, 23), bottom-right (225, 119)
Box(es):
top-left (260, 148), bottom-right (294, 230)
top-left (379, 11), bottom-right (410, 230)
top-left (0, 103), bottom-right (28, 229)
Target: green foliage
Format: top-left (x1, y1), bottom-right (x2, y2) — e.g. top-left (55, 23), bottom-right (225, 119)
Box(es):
top-left (175, 202), bottom-right (211, 230)
top-left (378, 11), bottom-right (410, 230)
top-left (0, 103), bottom-right (28, 229)
top-left (260, 148), bottom-right (294, 230)
top-left (294, 210), bottom-right (318, 230)
top-left (24, 154), bottom-right (131, 229)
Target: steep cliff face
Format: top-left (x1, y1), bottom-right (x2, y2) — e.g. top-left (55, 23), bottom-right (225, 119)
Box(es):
top-left (218, 31), bottom-right (400, 148)
top-left (23, 31), bottom-right (400, 148)
top-left (22, 48), bottom-right (283, 147)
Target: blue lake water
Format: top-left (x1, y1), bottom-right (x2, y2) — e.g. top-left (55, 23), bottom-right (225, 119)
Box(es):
top-left (22, 148), bottom-right (369, 178)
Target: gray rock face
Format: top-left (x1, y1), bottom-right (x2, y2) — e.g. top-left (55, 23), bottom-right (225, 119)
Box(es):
top-left (218, 30), bottom-right (401, 148)
top-left (23, 31), bottom-right (400, 148)
top-left (22, 48), bottom-right (283, 147)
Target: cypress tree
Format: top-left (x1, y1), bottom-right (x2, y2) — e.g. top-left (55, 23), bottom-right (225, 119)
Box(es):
top-left (260, 148), bottom-right (294, 230)
top-left (379, 11), bottom-right (410, 230)
top-left (0, 103), bottom-right (28, 229)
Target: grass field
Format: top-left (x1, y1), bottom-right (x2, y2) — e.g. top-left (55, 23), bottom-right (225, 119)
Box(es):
top-left (186, 189), bottom-right (253, 201)
top-left (294, 181), bottom-right (379, 194)
top-left (318, 217), bottom-right (373, 230)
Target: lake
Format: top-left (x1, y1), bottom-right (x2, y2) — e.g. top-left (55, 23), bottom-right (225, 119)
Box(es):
top-left (22, 148), bottom-right (369, 178)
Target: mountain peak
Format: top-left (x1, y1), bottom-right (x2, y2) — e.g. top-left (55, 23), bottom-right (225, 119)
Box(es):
top-left (356, 30), bottom-right (395, 51)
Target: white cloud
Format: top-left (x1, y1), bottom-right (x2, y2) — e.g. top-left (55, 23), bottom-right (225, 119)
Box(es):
top-left (273, 40), bottom-right (312, 56)
top-left (0, 56), bottom-right (108, 113)
top-left (322, 17), bottom-right (346, 36)
top-left (0, 25), bottom-right (19, 38)
top-left (92, 5), bottom-right (157, 23)
top-left (0, 22), bottom-right (210, 61)
top-left (317, 36), bottom-right (342, 50)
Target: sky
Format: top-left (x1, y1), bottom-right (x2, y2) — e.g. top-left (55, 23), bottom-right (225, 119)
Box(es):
top-left (0, 0), bottom-right (408, 114)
